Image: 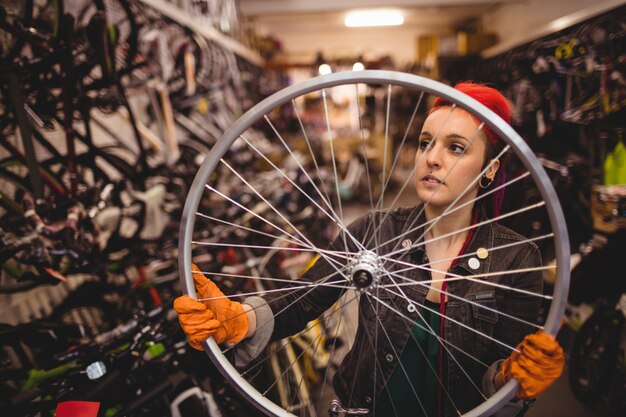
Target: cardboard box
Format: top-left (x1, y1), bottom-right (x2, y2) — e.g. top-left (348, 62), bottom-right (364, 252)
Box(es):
top-left (417, 32), bottom-right (498, 61)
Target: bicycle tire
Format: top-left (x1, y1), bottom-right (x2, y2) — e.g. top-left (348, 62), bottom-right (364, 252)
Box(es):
top-left (568, 303), bottom-right (623, 404)
top-left (179, 71), bottom-right (570, 417)
top-left (0, 0), bottom-right (31, 60)
top-left (75, 0), bottom-right (139, 77)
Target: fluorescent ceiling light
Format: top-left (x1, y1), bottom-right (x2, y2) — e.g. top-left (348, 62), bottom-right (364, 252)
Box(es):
top-left (345, 10), bottom-right (404, 28)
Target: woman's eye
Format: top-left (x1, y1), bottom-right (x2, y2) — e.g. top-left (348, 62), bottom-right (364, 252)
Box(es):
top-left (418, 139), bottom-right (430, 150)
top-left (449, 144), bottom-right (465, 155)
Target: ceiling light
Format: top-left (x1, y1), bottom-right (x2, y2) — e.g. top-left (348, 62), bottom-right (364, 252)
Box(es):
top-left (352, 62), bottom-right (365, 71)
top-left (318, 64), bottom-right (332, 75)
top-left (345, 10), bottom-right (404, 28)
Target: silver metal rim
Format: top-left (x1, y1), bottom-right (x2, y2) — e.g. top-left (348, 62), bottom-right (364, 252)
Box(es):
top-left (179, 70), bottom-right (570, 417)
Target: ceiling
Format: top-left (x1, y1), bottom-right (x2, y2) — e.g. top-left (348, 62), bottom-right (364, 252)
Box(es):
top-left (239, 0), bottom-right (517, 16)
top-left (239, 0), bottom-right (519, 29)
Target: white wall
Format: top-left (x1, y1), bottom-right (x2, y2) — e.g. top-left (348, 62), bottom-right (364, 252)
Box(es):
top-left (268, 25), bottom-right (440, 66)
top-left (251, 7), bottom-right (489, 67)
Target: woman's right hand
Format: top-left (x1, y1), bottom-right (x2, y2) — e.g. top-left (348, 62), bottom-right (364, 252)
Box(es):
top-left (174, 264), bottom-right (249, 350)
top-left (500, 332), bottom-right (564, 399)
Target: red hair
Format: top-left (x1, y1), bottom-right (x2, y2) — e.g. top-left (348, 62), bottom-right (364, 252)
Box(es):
top-left (431, 81), bottom-right (511, 146)
top-left (431, 82), bottom-right (512, 217)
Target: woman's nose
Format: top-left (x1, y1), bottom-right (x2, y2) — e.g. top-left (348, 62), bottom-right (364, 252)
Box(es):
top-left (425, 143), bottom-right (442, 167)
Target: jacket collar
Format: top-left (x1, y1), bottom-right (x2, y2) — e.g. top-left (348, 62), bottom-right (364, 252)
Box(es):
top-left (398, 204), bottom-right (494, 276)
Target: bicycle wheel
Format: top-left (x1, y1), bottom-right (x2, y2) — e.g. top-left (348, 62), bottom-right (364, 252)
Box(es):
top-left (179, 71), bottom-right (570, 417)
top-left (73, 0), bottom-right (139, 76)
top-left (0, 0), bottom-right (29, 60)
top-left (568, 302), bottom-right (623, 405)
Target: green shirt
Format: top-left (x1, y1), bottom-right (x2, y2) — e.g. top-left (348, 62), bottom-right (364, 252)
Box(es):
top-left (375, 299), bottom-right (442, 417)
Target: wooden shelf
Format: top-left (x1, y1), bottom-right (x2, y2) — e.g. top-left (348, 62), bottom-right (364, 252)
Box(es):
top-left (138, 0), bottom-right (265, 66)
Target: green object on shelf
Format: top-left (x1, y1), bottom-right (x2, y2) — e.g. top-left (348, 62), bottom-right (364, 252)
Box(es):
top-left (105, 406), bottom-right (120, 417)
top-left (145, 342), bottom-right (166, 359)
top-left (21, 361), bottom-right (77, 391)
top-left (604, 141), bottom-right (626, 185)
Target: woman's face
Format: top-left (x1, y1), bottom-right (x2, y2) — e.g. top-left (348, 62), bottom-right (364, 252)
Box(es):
top-left (414, 106), bottom-right (499, 210)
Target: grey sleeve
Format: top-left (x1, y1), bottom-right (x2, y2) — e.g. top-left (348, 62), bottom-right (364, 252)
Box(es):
top-left (482, 360), bottom-right (532, 417)
top-left (482, 360), bottom-right (504, 398)
top-left (231, 296), bottom-right (274, 368)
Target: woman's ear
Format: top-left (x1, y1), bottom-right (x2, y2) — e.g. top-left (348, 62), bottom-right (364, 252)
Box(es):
top-left (485, 158), bottom-right (500, 180)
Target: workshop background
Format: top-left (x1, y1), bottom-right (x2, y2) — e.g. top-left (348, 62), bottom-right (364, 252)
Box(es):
top-left (1, 1), bottom-right (624, 417)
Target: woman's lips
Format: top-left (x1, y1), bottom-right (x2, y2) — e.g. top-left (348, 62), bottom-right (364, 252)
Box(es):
top-left (422, 175), bottom-right (443, 186)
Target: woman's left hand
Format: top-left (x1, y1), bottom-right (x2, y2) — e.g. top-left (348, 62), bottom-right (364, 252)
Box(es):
top-left (500, 332), bottom-right (565, 399)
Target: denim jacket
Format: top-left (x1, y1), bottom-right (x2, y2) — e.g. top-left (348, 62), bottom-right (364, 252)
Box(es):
top-left (239, 205), bottom-right (542, 417)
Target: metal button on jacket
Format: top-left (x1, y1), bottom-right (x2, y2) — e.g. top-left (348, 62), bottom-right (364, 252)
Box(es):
top-left (468, 257), bottom-right (480, 270)
top-left (385, 353), bottom-right (394, 362)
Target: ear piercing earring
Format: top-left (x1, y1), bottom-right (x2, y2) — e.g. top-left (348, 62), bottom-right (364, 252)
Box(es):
top-left (479, 175), bottom-right (494, 189)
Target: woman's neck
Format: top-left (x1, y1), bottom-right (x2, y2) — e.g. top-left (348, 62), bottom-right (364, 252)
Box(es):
top-left (423, 203), bottom-right (474, 247)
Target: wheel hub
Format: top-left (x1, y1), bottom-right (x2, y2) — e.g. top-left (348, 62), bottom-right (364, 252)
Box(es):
top-left (350, 251), bottom-right (380, 291)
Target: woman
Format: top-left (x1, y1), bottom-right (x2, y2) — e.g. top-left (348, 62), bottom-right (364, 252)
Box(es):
top-left (174, 82), bottom-right (564, 417)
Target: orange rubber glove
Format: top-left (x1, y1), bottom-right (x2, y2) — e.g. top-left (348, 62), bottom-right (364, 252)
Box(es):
top-left (501, 332), bottom-right (564, 399)
top-left (173, 264), bottom-right (249, 349)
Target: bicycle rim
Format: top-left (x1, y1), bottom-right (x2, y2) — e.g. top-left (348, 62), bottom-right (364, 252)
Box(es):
top-left (179, 71), bottom-right (570, 417)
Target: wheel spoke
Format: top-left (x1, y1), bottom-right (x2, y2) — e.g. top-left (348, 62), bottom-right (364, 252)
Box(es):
top-left (217, 158), bottom-right (356, 276)
top-left (355, 83), bottom-right (380, 251)
top-left (377, 261), bottom-right (552, 300)
top-left (381, 270), bottom-right (545, 330)
top-left (180, 71), bottom-right (570, 417)
top-left (195, 211), bottom-right (305, 247)
top-left (314, 290), bottom-right (356, 414)
top-left (369, 291), bottom-right (491, 367)
top-left (192, 269), bottom-right (350, 292)
top-left (367, 171), bottom-right (532, 253)
top-left (382, 232), bottom-right (553, 275)
top-left (378, 275), bottom-right (491, 399)
top-left (364, 294), bottom-right (460, 415)
top-left (261, 331), bottom-right (324, 398)
top-left (205, 184), bottom-right (309, 248)
top-left (197, 279), bottom-right (348, 304)
top-left (239, 291), bottom-right (360, 378)
top-left (192, 239), bottom-right (354, 268)
top-left (381, 91), bottom-right (425, 198)
top-left (384, 199), bottom-right (545, 260)
top-left (374, 84), bottom-right (393, 217)
top-left (321, 88), bottom-right (349, 254)
top-left (364, 104), bottom-right (461, 249)
top-left (240, 125), bottom-right (364, 253)
top-left (406, 145), bottom-right (509, 249)
top-left (291, 99), bottom-right (333, 217)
